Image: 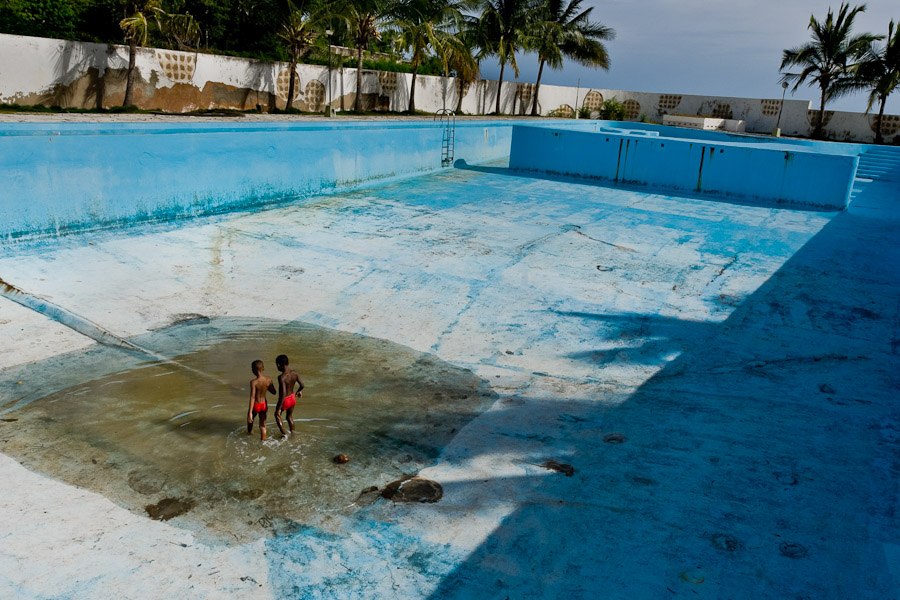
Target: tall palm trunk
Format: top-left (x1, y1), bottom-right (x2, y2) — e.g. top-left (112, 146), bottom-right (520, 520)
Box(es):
top-left (408, 40), bottom-right (422, 113)
top-left (408, 63), bottom-right (419, 113)
top-left (495, 61), bottom-right (505, 114)
top-left (530, 58), bottom-right (545, 116)
top-left (355, 45), bottom-right (364, 112)
top-left (814, 86), bottom-right (827, 139)
top-left (124, 39), bottom-right (137, 106)
top-left (286, 55), bottom-right (298, 109)
top-left (456, 80), bottom-right (469, 113)
top-left (875, 94), bottom-right (887, 144)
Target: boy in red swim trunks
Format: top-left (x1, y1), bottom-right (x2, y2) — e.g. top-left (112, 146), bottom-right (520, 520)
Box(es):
top-left (275, 354), bottom-right (304, 437)
top-left (247, 359), bottom-right (276, 441)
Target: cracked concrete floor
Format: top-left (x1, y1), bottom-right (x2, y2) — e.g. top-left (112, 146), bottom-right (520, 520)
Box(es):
top-left (0, 163), bottom-right (898, 599)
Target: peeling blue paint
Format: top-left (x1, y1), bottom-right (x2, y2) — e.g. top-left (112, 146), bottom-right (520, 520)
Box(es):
top-left (509, 126), bottom-right (860, 210)
top-left (0, 120), bottom-right (530, 240)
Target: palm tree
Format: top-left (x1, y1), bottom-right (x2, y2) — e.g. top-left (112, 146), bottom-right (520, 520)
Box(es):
top-left (120, 1), bottom-right (200, 107)
top-left (337, 0), bottom-right (391, 112)
top-left (389, 0), bottom-right (471, 113)
top-left (477, 0), bottom-right (531, 114)
top-left (279, 1), bottom-right (322, 109)
top-left (858, 20), bottom-right (900, 144)
top-left (527, 0), bottom-right (613, 116)
top-left (780, 3), bottom-right (879, 139)
top-left (444, 24), bottom-right (481, 113)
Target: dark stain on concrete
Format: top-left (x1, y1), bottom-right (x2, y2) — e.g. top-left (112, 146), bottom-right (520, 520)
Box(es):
top-left (541, 460), bottom-right (574, 477)
top-left (145, 497), bottom-right (195, 521)
top-left (382, 477), bottom-right (444, 503)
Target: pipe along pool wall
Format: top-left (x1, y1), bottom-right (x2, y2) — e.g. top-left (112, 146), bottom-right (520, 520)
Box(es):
top-left (509, 125), bottom-right (860, 210)
top-left (0, 121), bottom-right (518, 240)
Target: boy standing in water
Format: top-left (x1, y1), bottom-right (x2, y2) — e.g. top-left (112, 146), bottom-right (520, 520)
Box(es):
top-left (248, 360), bottom-right (276, 441)
top-left (275, 354), bottom-right (304, 437)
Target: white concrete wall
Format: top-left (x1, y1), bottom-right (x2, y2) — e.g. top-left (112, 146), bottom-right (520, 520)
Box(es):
top-left (1, 33), bottom-right (898, 144)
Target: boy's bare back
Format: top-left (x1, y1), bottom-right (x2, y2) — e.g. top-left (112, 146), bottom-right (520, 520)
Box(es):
top-left (275, 354), bottom-right (304, 436)
top-left (247, 360), bottom-right (276, 441)
top-left (251, 375), bottom-right (274, 403)
top-left (278, 369), bottom-right (302, 398)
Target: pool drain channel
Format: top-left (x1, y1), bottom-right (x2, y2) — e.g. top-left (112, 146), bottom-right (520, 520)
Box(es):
top-left (0, 275), bottom-right (230, 388)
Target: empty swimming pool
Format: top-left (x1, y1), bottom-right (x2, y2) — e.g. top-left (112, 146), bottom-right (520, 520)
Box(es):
top-left (0, 118), bottom-right (898, 599)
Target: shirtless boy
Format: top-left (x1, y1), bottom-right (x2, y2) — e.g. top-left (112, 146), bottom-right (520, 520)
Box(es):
top-left (275, 354), bottom-right (304, 437)
top-left (247, 359), bottom-right (276, 441)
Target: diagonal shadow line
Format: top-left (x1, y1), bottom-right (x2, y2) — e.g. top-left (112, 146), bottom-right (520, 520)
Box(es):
top-left (426, 194), bottom-right (900, 598)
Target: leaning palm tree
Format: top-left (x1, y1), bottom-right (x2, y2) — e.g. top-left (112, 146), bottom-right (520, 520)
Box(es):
top-left (389, 0), bottom-right (471, 113)
top-left (527, 0), bottom-right (613, 116)
top-left (779, 3), bottom-right (879, 139)
top-left (858, 20), bottom-right (900, 144)
top-left (444, 23), bottom-right (481, 113)
top-left (279, 1), bottom-right (323, 109)
top-left (477, 0), bottom-right (532, 114)
top-left (120, 1), bottom-right (200, 106)
top-left (336, 0), bottom-right (391, 111)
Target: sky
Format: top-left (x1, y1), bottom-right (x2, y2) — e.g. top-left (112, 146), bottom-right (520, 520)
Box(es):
top-left (480, 0), bottom-right (900, 114)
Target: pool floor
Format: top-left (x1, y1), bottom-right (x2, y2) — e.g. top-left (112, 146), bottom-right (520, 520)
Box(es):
top-left (0, 318), bottom-right (494, 543)
top-left (0, 161), bottom-right (898, 598)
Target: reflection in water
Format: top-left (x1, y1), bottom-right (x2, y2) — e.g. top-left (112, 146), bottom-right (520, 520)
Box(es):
top-left (2, 318), bottom-right (494, 542)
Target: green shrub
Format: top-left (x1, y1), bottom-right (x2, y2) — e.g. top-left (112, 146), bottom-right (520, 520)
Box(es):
top-left (547, 107), bottom-right (572, 118)
top-left (577, 106), bottom-right (591, 119)
top-left (598, 98), bottom-right (626, 121)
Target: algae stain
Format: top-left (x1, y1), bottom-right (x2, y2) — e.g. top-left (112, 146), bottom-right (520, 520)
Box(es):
top-left (1, 318), bottom-right (495, 542)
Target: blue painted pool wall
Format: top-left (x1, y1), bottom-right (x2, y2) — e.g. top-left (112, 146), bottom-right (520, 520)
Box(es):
top-left (0, 121), bottom-right (513, 239)
top-left (568, 121), bottom-right (868, 155)
top-left (509, 125), bottom-right (858, 210)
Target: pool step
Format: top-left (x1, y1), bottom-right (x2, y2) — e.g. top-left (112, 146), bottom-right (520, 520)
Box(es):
top-left (856, 148), bottom-right (900, 183)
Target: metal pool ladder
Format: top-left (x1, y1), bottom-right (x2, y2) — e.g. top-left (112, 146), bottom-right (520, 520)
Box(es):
top-left (434, 109), bottom-right (456, 167)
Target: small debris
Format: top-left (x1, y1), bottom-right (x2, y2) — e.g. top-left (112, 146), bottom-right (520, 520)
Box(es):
top-left (603, 432), bottom-right (627, 444)
top-left (632, 476), bottom-right (657, 486)
top-left (818, 383), bottom-right (835, 394)
top-left (558, 413), bottom-right (587, 423)
top-left (333, 454), bottom-right (350, 464)
top-left (679, 569), bottom-right (705, 584)
top-left (774, 471), bottom-right (799, 486)
top-left (541, 460), bottom-right (575, 477)
top-left (779, 542), bottom-right (809, 559)
top-left (169, 313), bottom-right (210, 326)
top-left (0, 418), bottom-right (18, 423)
top-left (710, 533), bottom-right (740, 552)
top-left (382, 477), bottom-right (443, 503)
top-left (277, 265), bottom-right (305, 275)
top-left (145, 497), bottom-right (195, 521)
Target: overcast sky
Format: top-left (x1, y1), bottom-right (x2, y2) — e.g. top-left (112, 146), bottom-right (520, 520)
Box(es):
top-left (481, 0), bottom-right (900, 114)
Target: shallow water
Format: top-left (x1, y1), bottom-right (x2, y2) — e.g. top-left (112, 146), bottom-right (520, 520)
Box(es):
top-left (1, 318), bottom-right (494, 541)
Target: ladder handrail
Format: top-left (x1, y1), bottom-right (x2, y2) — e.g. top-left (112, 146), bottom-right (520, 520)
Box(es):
top-left (434, 109), bottom-right (456, 167)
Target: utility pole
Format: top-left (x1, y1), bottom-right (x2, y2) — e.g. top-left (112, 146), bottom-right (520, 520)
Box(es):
top-left (325, 29), bottom-right (334, 117)
top-left (774, 81), bottom-right (788, 137)
top-left (574, 78), bottom-right (581, 119)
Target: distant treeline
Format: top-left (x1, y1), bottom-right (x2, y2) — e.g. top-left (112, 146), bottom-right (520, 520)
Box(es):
top-left (0, 0), bottom-right (395, 64)
top-left (1, 0), bottom-right (616, 114)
